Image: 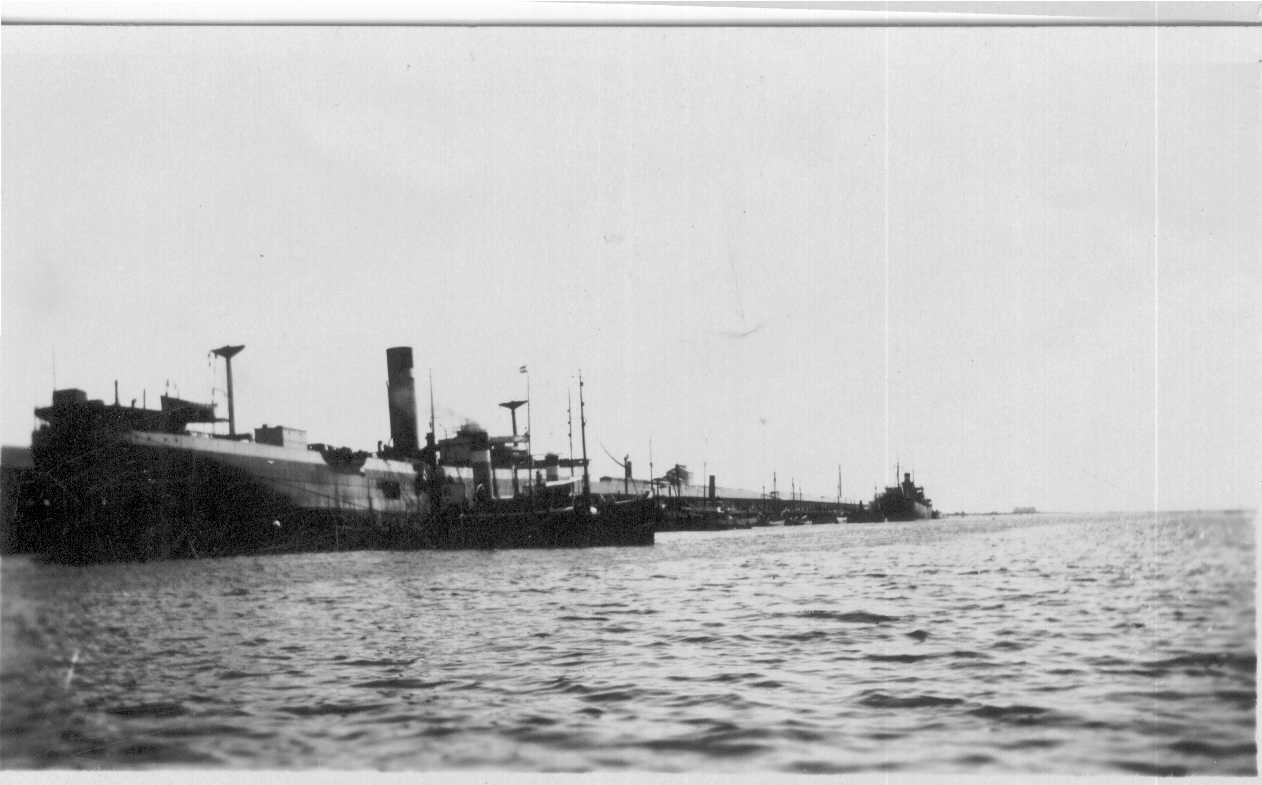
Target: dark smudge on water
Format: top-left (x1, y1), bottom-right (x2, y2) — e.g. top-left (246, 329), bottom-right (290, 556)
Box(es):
top-left (794, 610), bottom-right (900, 623)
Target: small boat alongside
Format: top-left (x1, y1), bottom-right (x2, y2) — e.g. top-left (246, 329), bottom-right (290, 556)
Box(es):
top-left (782, 511), bottom-right (809, 526)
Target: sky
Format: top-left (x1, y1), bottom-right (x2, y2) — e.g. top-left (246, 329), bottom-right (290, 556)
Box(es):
top-left (2, 23), bottom-right (1258, 513)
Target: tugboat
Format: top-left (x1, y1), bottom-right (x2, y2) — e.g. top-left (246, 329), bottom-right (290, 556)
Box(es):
top-left (846, 467), bottom-right (938, 523)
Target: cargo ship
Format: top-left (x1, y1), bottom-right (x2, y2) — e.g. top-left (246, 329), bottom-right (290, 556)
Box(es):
top-left (846, 469), bottom-right (938, 523)
top-left (19, 345), bottom-right (657, 563)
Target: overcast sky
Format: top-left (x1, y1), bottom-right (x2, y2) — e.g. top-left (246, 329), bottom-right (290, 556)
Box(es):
top-left (2, 24), bottom-right (1258, 512)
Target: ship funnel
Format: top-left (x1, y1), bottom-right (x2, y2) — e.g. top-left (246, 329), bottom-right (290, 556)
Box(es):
top-left (386, 347), bottom-right (419, 454)
top-left (470, 429), bottom-right (494, 501)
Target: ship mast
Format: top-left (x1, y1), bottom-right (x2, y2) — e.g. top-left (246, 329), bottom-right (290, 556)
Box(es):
top-left (498, 398), bottom-right (527, 497)
top-left (578, 371), bottom-right (590, 505)
top-left (428, 369), bottom-right (436, 448)
top-left (566, 389), bottom-right (575, 477)
top-left (524, 366), bottom-right (533, 497)
top-left (649, 436), bottom-right (655, 499)
top-left (424, 369), bottom-right (443, 505)
top-left (211, 344), bottom-right (244, 437)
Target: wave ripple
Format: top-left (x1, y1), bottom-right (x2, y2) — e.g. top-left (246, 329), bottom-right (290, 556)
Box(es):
top-left (0, 510), bottom-right (1253, 774)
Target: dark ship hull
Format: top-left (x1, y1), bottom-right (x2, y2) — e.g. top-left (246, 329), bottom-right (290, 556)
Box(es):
top-left (846, 471), bottom-right (938, 523)
top-left (846, 498), bottom-right (934, 523)
top-left (27, 437), bottom-right (655, 563)
top-left (657, 502), bottom-right (752, 532)
top-left (19, 347), bottom-right (657, 563)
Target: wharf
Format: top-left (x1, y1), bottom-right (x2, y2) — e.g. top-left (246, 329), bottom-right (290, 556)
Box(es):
top-left (592, 476), bottom-right (860, 519)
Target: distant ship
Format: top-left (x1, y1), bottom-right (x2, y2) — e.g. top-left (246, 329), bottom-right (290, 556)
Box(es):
top-left (18, 345), bottom-right (657, 563)
top-left (846, 470), bottom-right (938, 523)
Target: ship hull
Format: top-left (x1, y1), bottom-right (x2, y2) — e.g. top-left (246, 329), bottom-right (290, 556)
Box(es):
top-left (656, 502), bottom-right (755, 532)
top-left (845, 499), bottom-right (934, 523)
top-left (27, 430), bottom-right (655, 563)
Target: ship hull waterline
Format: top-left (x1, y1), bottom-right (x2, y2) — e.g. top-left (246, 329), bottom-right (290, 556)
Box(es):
top-left (27, 435), bottom-right (655, 564)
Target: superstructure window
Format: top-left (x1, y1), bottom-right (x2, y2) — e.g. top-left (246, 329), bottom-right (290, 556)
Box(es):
top-left (379, 480), bottom-right (401, 499)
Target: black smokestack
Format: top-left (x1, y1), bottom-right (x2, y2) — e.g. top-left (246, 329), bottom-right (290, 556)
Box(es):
top-left (386, 347), bottom-right (419, 454)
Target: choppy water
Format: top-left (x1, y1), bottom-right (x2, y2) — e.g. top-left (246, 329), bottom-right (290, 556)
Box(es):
top-left (1, 510), bottom-right (1254, 773)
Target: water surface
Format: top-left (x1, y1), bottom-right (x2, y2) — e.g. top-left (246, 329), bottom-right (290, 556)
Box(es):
top-left (1, 510), bottom-right (1254, 773)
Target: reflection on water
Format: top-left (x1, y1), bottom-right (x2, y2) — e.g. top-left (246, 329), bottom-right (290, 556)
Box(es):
top-left (1, 510), bottom-right (1254, 773)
